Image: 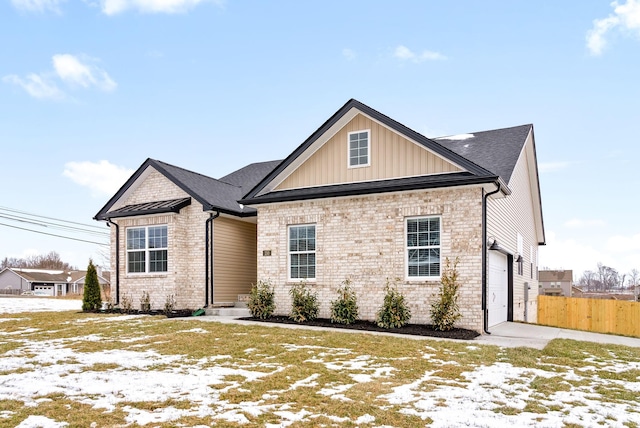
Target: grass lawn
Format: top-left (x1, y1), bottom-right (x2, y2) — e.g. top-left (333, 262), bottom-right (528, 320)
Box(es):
top-left (1, 309), bottom-right (640, 427)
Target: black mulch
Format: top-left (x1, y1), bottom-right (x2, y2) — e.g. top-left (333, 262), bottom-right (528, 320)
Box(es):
top-left (238, 316), bottom-right (480, 340)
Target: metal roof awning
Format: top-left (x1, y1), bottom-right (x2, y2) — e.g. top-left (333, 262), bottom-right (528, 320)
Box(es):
top-left (104, 197), bottom-right (191, 219)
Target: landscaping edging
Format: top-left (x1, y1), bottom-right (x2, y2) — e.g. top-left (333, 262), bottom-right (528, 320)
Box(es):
top-left (238, 316), bottom-right (480, 340)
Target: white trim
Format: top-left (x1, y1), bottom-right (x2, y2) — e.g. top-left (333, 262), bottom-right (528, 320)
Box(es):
top-left (405, 215), bottom-right (442, 281)
top-left (125, 224), bottom-right (168, 274)
top-left (347, 129), bottom-right (371, 169)
top-left (287, 223), bottom-right (316, 282)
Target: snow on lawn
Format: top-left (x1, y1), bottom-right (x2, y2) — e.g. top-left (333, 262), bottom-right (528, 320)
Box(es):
top-left (0, 297), bottom-right (81, 314)
top-left (1, 298), bottom-right (640, 427)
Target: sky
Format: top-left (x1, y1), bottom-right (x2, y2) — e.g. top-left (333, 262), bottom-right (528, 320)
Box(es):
top-left (0, 0), bottom-right (638, 281)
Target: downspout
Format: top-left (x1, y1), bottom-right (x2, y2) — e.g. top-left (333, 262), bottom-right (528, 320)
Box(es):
top-left (105, 219), bottom-right (120, 305)
top-left (482, 182), bottom-right (501, 335)
top-left (204, 211), bottom-right (220, 307)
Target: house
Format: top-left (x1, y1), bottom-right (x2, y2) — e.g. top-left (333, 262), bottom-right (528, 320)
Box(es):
top-left (96, 99), bottom-right (545, 333)
top-left (539, 269), bottom-right (573, 297)
top-left (94, 158), bottom-right (280, 309)
top-left (0, 267), bottom-right (110, 296)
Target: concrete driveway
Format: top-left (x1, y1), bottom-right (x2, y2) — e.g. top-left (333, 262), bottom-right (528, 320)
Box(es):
top-left (476, 322), bottom-right (640, 349)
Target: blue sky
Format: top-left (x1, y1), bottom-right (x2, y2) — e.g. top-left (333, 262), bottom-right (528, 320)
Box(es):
top-left (1, 0), bottom-right (638, 281)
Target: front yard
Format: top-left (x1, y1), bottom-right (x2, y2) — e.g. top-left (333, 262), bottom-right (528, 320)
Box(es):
top-left (0, 298), bottom-right (639, 427)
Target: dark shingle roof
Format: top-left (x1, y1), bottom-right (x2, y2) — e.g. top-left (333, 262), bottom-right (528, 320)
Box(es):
top-left (434, 124), bottom-right (532, 184)
top-left (94, 159), bottom-right (280, 220)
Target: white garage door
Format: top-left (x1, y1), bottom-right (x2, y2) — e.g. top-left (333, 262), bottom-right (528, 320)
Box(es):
top-left (488, 251), bottom-right (508, 327)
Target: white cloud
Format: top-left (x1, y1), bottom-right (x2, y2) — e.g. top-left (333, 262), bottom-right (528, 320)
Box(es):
top-left (3, 54), bottom-right (116, 100)
top-left (538, 231), bottom-right (614, 277)
top-left (606, 232), bottom-right (640, 253)
top-left (53, 54), bottom-right (117, 92)
top-left (63, 160), bottom-right (134, 196)
top-left (10, 0), bottom-right (63, 13)
top-left (564, 218), bottom-right (606, 229)
top-left (342, 48), bottom-right (356, 61)
top-left (100, 0), bottom-right (223, 15)
top-left (2, 73), bottom-right (65, 100)
top-left (587, 0), bottom-right (640, 55)
top-left (394, 45), bottom-right (447, 62)
top-left (538, 161), bottom-right (571, 173)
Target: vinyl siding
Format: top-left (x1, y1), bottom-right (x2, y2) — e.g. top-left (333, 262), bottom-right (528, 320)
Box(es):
top-left (213, 216), bottom-right (257, 303)
top-left (487, 131), bottom-right (540, 323)
top-left (276, 113), bottom-right (461, 190)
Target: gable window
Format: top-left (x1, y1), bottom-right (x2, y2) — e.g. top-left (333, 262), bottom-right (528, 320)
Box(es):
top-left (126, 225), bottom-right (168, 273)
top-left (289, 224), bottom-right (316, 280)
top-left (406, 216), bottom-right (441, 278)
top-left (348, 130), bottom-right (370, 168)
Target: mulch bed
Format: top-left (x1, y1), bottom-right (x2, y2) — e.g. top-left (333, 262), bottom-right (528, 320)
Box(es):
top-left (238, 316), bottom-right (480, 340)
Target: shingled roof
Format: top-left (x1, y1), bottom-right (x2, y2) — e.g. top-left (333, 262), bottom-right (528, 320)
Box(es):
top-left (94, 158), bottom-right (281, 220)
top-left (435, 124), bottom-right (532, 184)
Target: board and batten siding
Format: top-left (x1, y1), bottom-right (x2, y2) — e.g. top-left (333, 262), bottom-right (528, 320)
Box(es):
top-left (213, 216), bottom-right (257, 303)
top-left (275, 113), bottom-right (462, 190)
top-left (486, 131), bottom-right (540, 323)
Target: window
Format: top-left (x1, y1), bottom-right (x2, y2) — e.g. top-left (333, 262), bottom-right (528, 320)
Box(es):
top-left (348, 130), bottom-right (370, 167)
top-left (406, 217), bottom-right (440, 278)
top-left (289, 225), bottom-right (316, 280)
top-left (126, 225), bottom-right (168, 273)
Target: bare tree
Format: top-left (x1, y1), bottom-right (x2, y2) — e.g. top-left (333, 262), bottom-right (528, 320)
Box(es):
top-left (0, 251), bottom-right (76, 271)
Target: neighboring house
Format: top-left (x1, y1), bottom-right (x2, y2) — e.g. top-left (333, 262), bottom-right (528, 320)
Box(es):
top-left (539, 269), bottom-right (573, 297)
top-left (96, 99), bottom-right (545, 333)
top-left (0, 267), bottom-right (110, 296)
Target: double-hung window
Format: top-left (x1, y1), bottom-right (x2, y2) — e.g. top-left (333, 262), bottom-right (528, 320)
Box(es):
top-left (126, 225), bottom-right (168, 273)
top-left (289, 224), bottom-right (316, 280)
top-left (406, 217), bottom-right (441, 278)
top-left (348, 130), bottom-right (370, 168)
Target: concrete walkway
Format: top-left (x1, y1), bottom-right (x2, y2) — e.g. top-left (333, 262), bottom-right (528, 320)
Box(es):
top-left (475, 322), bottom-right (640, 349)
top-left (191, 315), bottom-right (640, 350)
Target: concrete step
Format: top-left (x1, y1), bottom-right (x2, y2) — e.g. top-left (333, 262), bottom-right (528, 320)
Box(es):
top-left (205, 307), bottom-right (251, 317)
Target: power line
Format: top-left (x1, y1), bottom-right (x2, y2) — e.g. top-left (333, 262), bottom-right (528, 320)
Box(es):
top-left (0, 222), bottom-right (109, 246)
top-left (0, 206), bottom-right (106, 230)
top-left (0, 213), bottom-right (109, 237)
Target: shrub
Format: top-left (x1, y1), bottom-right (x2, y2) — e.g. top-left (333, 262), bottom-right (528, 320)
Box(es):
top-left (140, 291), bottom-right (151, 312)
top-left (430, 257), bottom-right (462, 331)
top-left (82, 259), bottom-right (102, 311)
top-left (376, 278), bottom-right (411, 329)
top-left (164, 294), bottom-right (177, 314)
top-left (289, 281), bottom-right (319, 323)
top-left (248, 280), bottom-right (275, 319)
top-left (120, 293), bottom-right (133, 313)
top-left (330, 279), bottom-right (359, 325)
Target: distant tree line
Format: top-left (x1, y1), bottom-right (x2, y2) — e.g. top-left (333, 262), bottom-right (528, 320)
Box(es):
top-left (577, 263), bottom-right (639, 292)
top-left (0, 251), bottom-right (77, 271)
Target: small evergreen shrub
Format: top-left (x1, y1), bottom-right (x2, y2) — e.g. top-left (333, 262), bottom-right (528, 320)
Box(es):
top-left (140, 291), bottom-right (151, 312)
top-left (164, 294), bottom-right (177, 314)
top-left (248, 280), bottom-right (275, 319)
top-left (82, 259), bottom-right (102, 311)
top-left (289, 281), bottom-right (319, 323)
top-left (330, 279), bottom-right (359, 325)
top-left (430, 257), bottom-right (462, 331)
top-left (376, 278), bottom-right (411, 329)
top-left (120, 293), bottom-right (133, 313)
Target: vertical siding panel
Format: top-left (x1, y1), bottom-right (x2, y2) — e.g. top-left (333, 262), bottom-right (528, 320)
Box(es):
top-left (213, 217), bottom-right (257, 303)
top-left (275, 113), bottom-right (462, 190)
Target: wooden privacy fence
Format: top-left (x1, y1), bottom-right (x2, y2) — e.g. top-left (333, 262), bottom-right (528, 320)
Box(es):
top-left (538, 295), bottom-right (640, 338)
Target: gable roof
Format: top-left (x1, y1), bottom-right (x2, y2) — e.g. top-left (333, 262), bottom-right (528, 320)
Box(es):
top-left (241, 99), bottom-right (513, 205)
top-left (95, 159), bottom-right (280, 220)
top-left (0, 268), bottom-right (110, 284)
top-left (435, 124), bottom-right (533, 184)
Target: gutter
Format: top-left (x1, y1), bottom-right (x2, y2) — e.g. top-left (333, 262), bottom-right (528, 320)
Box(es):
top-left (204, 211), bottom-right (220, 307)
top-left (481, 182), bottom-right (502, 335)
top-left (105, 219), bottom-right (120, 305)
